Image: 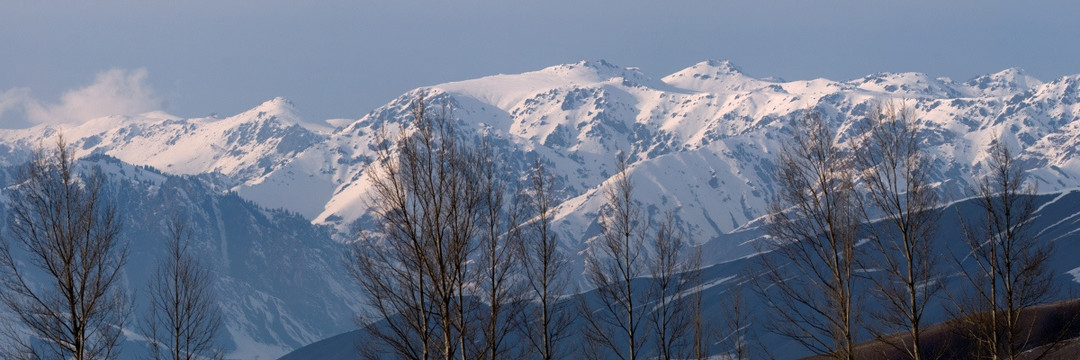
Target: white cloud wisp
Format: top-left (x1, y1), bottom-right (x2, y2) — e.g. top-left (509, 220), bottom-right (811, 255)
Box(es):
top-left (0, 68), bottom-right (162, 128)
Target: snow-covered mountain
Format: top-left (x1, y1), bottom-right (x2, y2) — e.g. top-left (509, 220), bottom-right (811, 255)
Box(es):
top-left (9, 60), bottom-right (1080, 249)
top-left (3, 59), bottom-right (1080, 357)
top-left (0, 97), bottom-right (331, 216)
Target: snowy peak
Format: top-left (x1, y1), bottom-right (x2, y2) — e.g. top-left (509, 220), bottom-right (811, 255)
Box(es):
top-left (431, 60), bottom-right (643, 112)
top-left (0, 97), bottom-right (327, 188)
top-left (541, 59), bottom-right (653, 85)
top-left (95, 97), bottom-right (329, 181)
top-left (847, 72), bottom-right (962, 98)
top-left (662, 59), bottom-right (764, 92)
top-left (705, 59), bottom-right (745, 74)
top-left (673, 59), bottom-right (748, 77)
top-left (228, 96), bottom-right (332, 134)
top-left (213, 97), bottom-right (321, 152)
top-left (964, 67), bottom-right (1043, 97)
top-left (1030, 74), bottom-right (1080, 103)
top-left (239, 97), bottom-right (301, 124)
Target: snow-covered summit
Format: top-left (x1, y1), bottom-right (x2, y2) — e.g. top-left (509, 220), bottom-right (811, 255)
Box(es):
top-left (963, 67), bottom-right (1043, 97)
top-left (662, 59), bottom-right (767, 93)
top-left (846, 71), bottom-right (963, 98)
top-left (0, 97), bottom-right (326, 186)
top-left (234, 97), bottom-right (302, 126)
top-left (237, 96), bottom-right (333, 134)
top-left (543, 59), bottom-right (653, 84)
top-left (433, 59), bottom-right (657, 111)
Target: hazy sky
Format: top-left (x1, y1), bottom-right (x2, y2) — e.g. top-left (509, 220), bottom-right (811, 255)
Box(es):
top-left (2, 0), bottom-right (1078, 128)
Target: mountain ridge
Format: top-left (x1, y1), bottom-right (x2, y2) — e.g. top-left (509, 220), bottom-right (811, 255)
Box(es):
top-left (4, 59), bottom-right (1080, 252)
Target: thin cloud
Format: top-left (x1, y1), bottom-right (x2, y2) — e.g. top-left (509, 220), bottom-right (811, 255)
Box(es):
top-left (0, 68), bottom-right (162, 128)
top-left (0, 88), bottom-right (32, 127)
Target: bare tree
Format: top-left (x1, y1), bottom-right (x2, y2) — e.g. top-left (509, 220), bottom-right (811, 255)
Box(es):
top-left (582, 154), bottom-right (651, 360)
top-left (720, 280), bottom-right (752, 360)
top-left (648, 212), bottom-right (695, 360)
top-left (0, 135), bottom-right (129, 360)
top-left (516, 160), bottom-right (573, 360)
top-left (955, 140), bottom-right (1054, 360)
top-left (853, 103), bottom-right (940, 360)
top-left (349, 94), bottom-right (483, 360)
top-left (688, 250), bottom-right (712, 360)
top-left (757, 111), bottom-right (860, 359)
top-left (143, 215), bottom-right (224, 360)
top-left (473, 139), bottom-right (524, 360)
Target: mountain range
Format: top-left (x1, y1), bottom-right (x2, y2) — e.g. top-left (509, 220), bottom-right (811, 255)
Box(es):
top-left (2, 59), bottom-right (1080, 358)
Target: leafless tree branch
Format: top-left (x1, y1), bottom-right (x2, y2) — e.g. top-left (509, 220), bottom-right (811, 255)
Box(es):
top-left (0, 134), bottom-right (130, 360)
top-left (143, 215), bottom-right (224, 360)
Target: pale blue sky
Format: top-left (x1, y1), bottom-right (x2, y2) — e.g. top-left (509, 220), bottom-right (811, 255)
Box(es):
top-left (2, 0), bottom-right (1078, 127)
